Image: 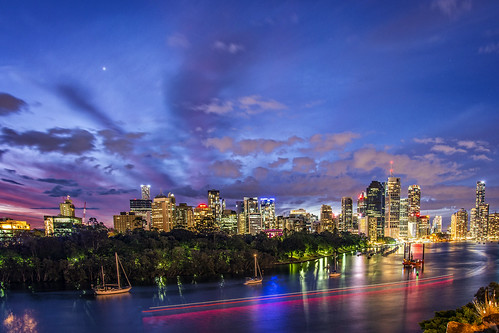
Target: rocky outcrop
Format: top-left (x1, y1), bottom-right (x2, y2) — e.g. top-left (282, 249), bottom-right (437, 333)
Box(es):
top-left (446, 319), bottom-right (499, 333)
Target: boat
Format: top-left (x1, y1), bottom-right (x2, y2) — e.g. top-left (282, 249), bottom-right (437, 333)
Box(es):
top-left (329, 255), bottom-right (341, 278)
top-left (244, 254), bottom-right (263, 285)
top-left (402, 258), bottom-right (423, 267)
top-left (93, 252), bottom-right (132, 295)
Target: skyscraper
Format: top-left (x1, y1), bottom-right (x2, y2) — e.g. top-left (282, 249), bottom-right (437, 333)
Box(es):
top-left (451, 208), bottom-right (468, 240)
top-left (259, 198), bottom-right (276, 229)
top-left (320, 204), bottom-right (333, 232)
top-left (385, 177), bottom-right (401, 238)
top-left (432, 216), bottom-right (442, 233)
top-left (399, 198), bottom-right (408, 239)
top-left (473, 181), bottom-right (489, 241)
top-left (366, 181), bottom-right (385, 240)
top-left (341, 197), bottom-right (353, 232)
top-left (408, 185), bottom-right (421, 216)
top-left (141, 185), bottom-right (151, 200)
top-left (151, 192), bottom-right (176, 232)
top-left (208, 190), bottom-right (221, 225)
top-left (244, 197), bottom-right (261, 234)
top-left (476, 181), bottom-right (485, 207)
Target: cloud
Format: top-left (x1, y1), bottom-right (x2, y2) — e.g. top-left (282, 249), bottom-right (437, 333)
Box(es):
top-left (193, 99), bottom-right (234, 115)
top-left (0, 127), bottom-right (95, 154)
top-left (0, 93), bottom-right (28, 116)
top-left (37, 178), bottom-right (79, 187)
top-left (471, 154), bottom-right (492, 161)
top-left (168, 33), bottom-right (190, 48)
top-left (97, 188), bottom-right (137, 195)
top-left (269, 157), bottom-right (289, 168)
top-left (204, 136), bottom-right (302, 156)
top-left (124, 164), bottom-right (134, 170)
top-left (4, 168), bottom-right (16, 174)
top-left (213, 41), bottom-right (245, 54)
top-left (414, 137), bottom-right (445, 144)
top-left (203, 137), bottom-right (235, 152)
top-left (432, 0), bottom-right (472, 17)
top-left (98, 129), bottom-right (145, 156)
top-left (457, 140), bottom-right (490, 152)
top-left (44, 185), bottom-right (82, 197)
top-left (209, 160), bottom-right (242, 178)
top-left (1, 178), bottom-right (24, 186)
top-left (292, 157), bottom-right (316, 173)
top-left (0, 149), bottom-right (7, 160)
top-left (308, 132), bottom-right (360, 153)
top-left (478, 42), bottom-right (499, 54)
top-left (238, 95), bottom-right (287, 114)
top-left (430, 144), bottom-right (466, 155)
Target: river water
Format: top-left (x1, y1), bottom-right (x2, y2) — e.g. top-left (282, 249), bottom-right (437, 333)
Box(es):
top-left (2, 242), bottom-right (499, 332)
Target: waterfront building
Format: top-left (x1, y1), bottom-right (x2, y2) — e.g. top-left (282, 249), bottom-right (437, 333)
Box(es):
top-left (341, 197), bottom-right (353, 232)
top-left (141, 185), bottom-right (151, 200)
top-left (470, 207), bottom-right (477, 239)
top-left (432, 216), bottom-right (442, 233)
top-left (477, 203), bottom-right (489, 241)
top-left (451, 208), bottom-right (468, 240)
top-left (0, 218), bottom-right (30, 240)
top-left (151, 192), bottom-right (176, 232)
top-left (399, 198), bottom-right (409, 239)
top-left (476, 181), bottom-right (486, 207)
top-left (208, 190), bottom-right (222, 225)
top-left (320, 204), bottom-right (334, 232)
top-left (175, 203), bottom-right (194, 229)
top-left (366, 181), bottom-right (385, 239)
top-left (419, 215), bottom-right (431, 237)
top-left (408, 185), bottom-right (421, 216)
top-left (489, 213), bottom-right (499, 239)
top-left (385, 176), bottom-right (401, 239)
top-left (60, 195), bottom-right (75, 217)
top-left (260, 197), bottom-right (276, 229)
top-left (113, 212), bottom-right (144, 233)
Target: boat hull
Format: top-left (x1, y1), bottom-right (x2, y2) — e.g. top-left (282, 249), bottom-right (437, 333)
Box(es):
top-left (244, 278), bottom-right (263, 285)
top-left (94, 286), bottom-right (132, 295)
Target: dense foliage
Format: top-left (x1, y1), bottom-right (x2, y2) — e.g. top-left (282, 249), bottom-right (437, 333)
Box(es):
top-left (419, 282), bottom-right (499, 333)
top-left (0, 226), bottom-right (368, 290)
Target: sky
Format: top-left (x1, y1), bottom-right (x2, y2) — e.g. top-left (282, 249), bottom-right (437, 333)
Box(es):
top-left (1, 0), bottom-right (499, 229)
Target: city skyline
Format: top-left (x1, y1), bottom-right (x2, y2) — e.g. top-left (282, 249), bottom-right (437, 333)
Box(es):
top-left (1, 1), bottom-right (499, 228)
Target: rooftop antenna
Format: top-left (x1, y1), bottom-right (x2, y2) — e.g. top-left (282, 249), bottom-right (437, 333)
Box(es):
top-left (389, 160), bottom-right (394, 177)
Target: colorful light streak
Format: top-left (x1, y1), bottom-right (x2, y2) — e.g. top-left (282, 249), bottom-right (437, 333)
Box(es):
top-left (142, 274), bottom-right (453, 315)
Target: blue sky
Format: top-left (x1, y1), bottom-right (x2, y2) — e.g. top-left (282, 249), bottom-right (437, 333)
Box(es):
top-left (1, 0), bottom-right (499, 228)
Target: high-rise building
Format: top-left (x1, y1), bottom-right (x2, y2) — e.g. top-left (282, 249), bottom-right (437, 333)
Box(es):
top-left (451, 208), bottom-right (468, 240)
top-left (130, 198), bottom-right (152, 229)
top-left (488, 213), bottom-right (499, 240)
top-left (476, 181), bottom-right (486, 207)
top-left (220, 209), bottom-right (238, 234)
top-left (244, 197), bottom-right (261, 234)
top-left (176, 203), bottom-right (194, 229)
top-left (366, 181), bottom-right (385, 239)
top-left (208, 190), bottom-right (221, 225)
top-left (341, 197), bottom-right (353, 232)
top-left (385, 177), bottom-right (401, 238)
top-left (260, 198), bottom-right (276, 229)
top-left (472, 181), bottom-right (489, 241)
top-left (113, 212), bottom-right (144, 233)
top-left (357, 192), bottom-right (367, 218)
top-left (399, 198), bottom-right (408, 239)
top-left (151, 192), bottom-right (176, 232)
top-left (477, 203), bottom-right (489, 240)
top-left (432, 216), bottom-right (442, 233)
top-left (320, 204), bottom-right (334, 231)
top-left (141, 185), bottom-right (151, 200)
top-left (60, 195), bottom-right (75, 217)
top-left (408, 185), bottom-right (421, 216)
top-left (470, 207), bottom-right (478, 239)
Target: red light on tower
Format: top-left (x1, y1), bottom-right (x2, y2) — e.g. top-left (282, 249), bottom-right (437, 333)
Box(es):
top-left (198, 203), bottom-right (208, 208)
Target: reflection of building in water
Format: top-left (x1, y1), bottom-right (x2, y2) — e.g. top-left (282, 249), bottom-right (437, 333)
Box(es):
top-left (3, 310), bottom-right (38, 332)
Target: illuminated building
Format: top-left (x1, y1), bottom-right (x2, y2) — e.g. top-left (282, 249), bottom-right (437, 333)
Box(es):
top-left (432, 216), bottom-right (442, 233)
top-left (320, 204), bottom-right (334, 232)
top-left (220, 209), bottom-right (238, 234)
top-left (60, 195), bottom-right (75, 217)
top-left (141, 185), bottom-right (151, 200)
top-left (44, 216), bottom-right (82, 236)
top-left (488, 213), bottom-right (499, 239)
top-left (260, 197), bottom-right (276, 229)
top-left (0, 218), bottom-right (30, 239)
top-left (476, 181), bottom-right (485, 206)
top-left (208, 190), bottom-right (221, 225)
top-left (470, 207), bottom-right (477, 239)
top-left (130, 198), bottom-right (152, 229)
top-left (151, 192), bottom-right (176, 232)
top-left (399, 198), bottom-right (408, 239)
top-left (244, 197), bottom-right (261, 234)
top-left (193, 203), bottom-right (216, 232)
top-left (451, 208), bottom-right (468, 240)
top-left (341, 197), bottom-right (353, 232)
top-left (477, 203), bottom-right (489, 240)
top-left (418, 215), bottom-right (431, 237)
top-left (357, 192), bottom-right (367, 218)
top-left (113, 212), bottom-right (144, 233)
top-left (176, 203), bottom-right (194, 229)
top-left (366, 181), bottom-right (385, 239)
top-left (384, 176), bottom-right (401, 239)
top-left (408, 185), bottom-right (421, 216)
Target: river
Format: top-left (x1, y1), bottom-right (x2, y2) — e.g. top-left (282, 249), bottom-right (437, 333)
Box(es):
top-left (2, 242), bottom-right (499, 332)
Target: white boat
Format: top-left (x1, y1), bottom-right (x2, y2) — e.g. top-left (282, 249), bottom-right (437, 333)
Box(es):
top-left (93, 253), bottom-right (131, 295)
top-left (244, 254), bottom-right (263, 285)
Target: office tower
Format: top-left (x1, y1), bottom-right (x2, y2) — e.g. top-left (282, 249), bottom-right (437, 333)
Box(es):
top-left (208, 190), bottom-right (221, 225)
top-left (320, 204), bottom-right (334, 232)
top-left (260, 198), bottom-right (276, 229)
top-left (399, 198), bottom-right (408, 239)
top-left (408, 185), bottom-right (421, 216)
top-left (472, 181), bottom-right (489, 241)
top-left (113, 212), bottom-right (144, 233)
top-left (385, 177), bottom-right (401, 238)
top-left (451, 208), bottom-right (468, 240)
top-left (470, 207), bottom-right (477, 239)
top-left (193, 203), bottom-right (215, 231)
top-left (130, 195), bottom-right (152, 229)
top-left (488, 213), bottom-right (499, 239)
top-left (357, 192), bottom-right (367, 218)
top-left (244, 197), bottom-right (261, 234)
top-left (151, 192), bottom-right (176, 232)
top-left (477, 203), bottom-right (489, 240)
top-left (341, 197), bottom-right (353, 232)
top-left (141, 185), bottom-right (151, 200)
top-left (419, 215), bottom-right (431, 237)
top-left (176, 203), bottom-right (194, 229)
top-left (220, 209), bottom-right (238, 234)
top-left (0, 218), bottom-right (30, 240)
top-left (366, 181), bottom-right (385, 239)
top-left (432, 216), bottom-right (442, 233)
top-left (235, 201), bottom-right (244, 214)
top-left (60, 195), bottom-right (75, 217)
top-left (476, 181), bottom-right (485, 207)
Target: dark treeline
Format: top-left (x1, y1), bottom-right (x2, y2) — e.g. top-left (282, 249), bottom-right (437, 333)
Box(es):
top-left (0, 225), bottom-right (368, 290)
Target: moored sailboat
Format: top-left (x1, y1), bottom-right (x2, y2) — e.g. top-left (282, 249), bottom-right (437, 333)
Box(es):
top-left (244, 254), bottom-right (263, 285)
top-left (329, 254), bottom-right (340, 278)
top-left (93, 252), bottom-right (131, 295)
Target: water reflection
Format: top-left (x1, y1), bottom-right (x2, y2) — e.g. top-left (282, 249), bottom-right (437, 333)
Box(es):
top-left (3, 310), bottom-right (38, 333)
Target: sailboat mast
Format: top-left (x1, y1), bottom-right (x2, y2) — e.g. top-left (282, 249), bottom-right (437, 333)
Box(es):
top-left (116, 252), bottom-right (120, 288)
top-left (254, 254), bottom-right (257, 278)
